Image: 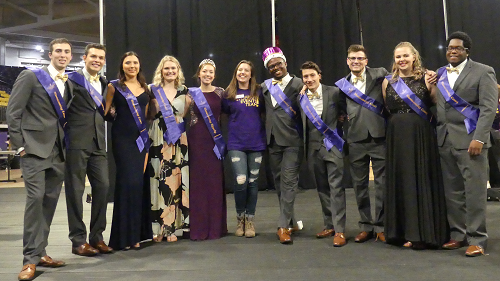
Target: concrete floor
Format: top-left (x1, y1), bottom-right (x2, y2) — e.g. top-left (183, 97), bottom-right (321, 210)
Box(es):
top-left (1, 179), bottom-right (500, 280)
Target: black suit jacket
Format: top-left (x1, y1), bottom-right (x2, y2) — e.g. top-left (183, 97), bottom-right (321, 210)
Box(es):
top-left (300, 84), bottom-right (343, 159)
top-left (66, 70), bottom-right (107, 150)
top-left (261, 75), bottom-right (304, 147)
top-left (339, 67), bottom-right (389, 143)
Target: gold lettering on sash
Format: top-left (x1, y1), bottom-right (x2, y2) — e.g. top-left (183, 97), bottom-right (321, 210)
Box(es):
top-left (53, 91), bottom-right (66, 121)
top-left (129, 93), bottom-right (142, 124)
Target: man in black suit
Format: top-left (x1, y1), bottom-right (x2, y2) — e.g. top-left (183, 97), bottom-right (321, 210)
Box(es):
top-left (7, 38), bottom-right (74, 281)
top-left (65, 43), bottom-right (113, 256)
top-left (261, 47), bottom-right (304, 244)
top-left (299, 61), bottom-right (347, 246)
top-left (436, 31), bottom-right (497, 257)
top-left (336, 44), bottom-right (389, 243)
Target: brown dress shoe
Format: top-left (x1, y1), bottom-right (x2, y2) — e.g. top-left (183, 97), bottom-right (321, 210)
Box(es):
top-left (354, 231), bottom-right (373, 243)
top-left (442, 239), bottom-right (464, 250)
top-left (316, 229), bottom-right (334, 238)
top-left (277, 228), bottom-right (292, 244)
top-left (91, 241), bottom-right (114, 254)
top-left (38, 255), bottom-right (66, 267)
top-left (72, 243), bottom-right (99, 256)
top-left (465, 245), bottom-right (485, 257)
top-left (376, 232), bottom-right (386, 242)
top-left (333, 232), bottom-right (347, 247)
top-left (18, 264), bottom-right (36, 281)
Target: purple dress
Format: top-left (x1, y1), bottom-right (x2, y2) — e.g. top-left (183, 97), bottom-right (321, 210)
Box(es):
top-left (187, 87), bottom-right (227, 240)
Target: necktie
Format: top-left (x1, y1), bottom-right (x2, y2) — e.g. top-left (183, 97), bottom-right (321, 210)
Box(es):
top-left (446, 67), bottom-right (460, 74)
top-left (89, 75), bottom-right (100, 83)
top-left (55, 73), bottom-right (68, 82)
top-left (272, 79), bottom-right (283, 86)
top-left (307, 91), bottom-right (320, 100)
top-left (352, 76), bottom-right (364, 84)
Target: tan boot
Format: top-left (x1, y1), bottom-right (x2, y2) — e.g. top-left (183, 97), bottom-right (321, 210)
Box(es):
top-left (245, 216), bottom-right (255, 238)
top-left (235, 216), bottom-right (245, 237)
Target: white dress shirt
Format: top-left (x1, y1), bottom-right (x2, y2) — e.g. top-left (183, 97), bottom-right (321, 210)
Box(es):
top-left (447, 59), bottom-right (468, 89)
top-left (307, 84), bottom-right (323, 116)
top-left (271, 73), bottom-right (292, 107)
top-left (83, 68), bottom-right (102, 96)
top-left (351, 68), bottom-right (367, 94)
top-left (47, 64), bottom-right (66, 98)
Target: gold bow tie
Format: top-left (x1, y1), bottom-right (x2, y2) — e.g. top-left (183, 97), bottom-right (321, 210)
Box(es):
top-left (307, 91), bottom-right (320, 100)
top-left (55, 73), bottom-right (68, 82)
top-left (89, 75), bottom-right (100, 83)
top-left (272, 79), bottom-right (283, 86)
top-left (446, 67), bottom-right (460, 74)
top-left (352, 76), bottom-right (364, 83)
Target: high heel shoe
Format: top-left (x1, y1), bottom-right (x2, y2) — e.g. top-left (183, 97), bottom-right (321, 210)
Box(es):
top-left (166, 234), bottom-right (177, 242)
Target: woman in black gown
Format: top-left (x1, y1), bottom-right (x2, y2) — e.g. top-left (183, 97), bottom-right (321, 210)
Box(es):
top-left (382, 42), bottom-right (448, 249)
top-left (105, 52), bottom-right (154, 250)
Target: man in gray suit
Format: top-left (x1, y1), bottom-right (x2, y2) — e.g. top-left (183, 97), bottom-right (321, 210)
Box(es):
top-left (436, 31), bottom-right (497, 257)
top-left (7, 38), bottom-right (74, 281)
top-left (299, 61), bottom-right (347, 247)
top-left (261, 47), bottom-right (304, 244)
top-left (336, 45), bottom-right (389, 243)
top-left (65, 43), bottom-right (113, 256)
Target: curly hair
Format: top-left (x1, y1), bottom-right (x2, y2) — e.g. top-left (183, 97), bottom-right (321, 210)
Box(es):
top-left (389, 42), bottom-right (425, 82)
top-left (446, 31), bottom-right (472, 54)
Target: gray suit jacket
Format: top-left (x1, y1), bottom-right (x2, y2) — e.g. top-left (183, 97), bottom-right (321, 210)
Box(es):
top-left (339, 67), bottom-right (389, 143)
top-left (66, 69), bottom-right (107, 150)
top-left (300, 84), bottom-right (343, 159)
top-left (261, 75), bottom-right (304, 147)
top-left (436, 59), bottom-right (498, 149)
top-left (6, 66), bottom-right (74, 159)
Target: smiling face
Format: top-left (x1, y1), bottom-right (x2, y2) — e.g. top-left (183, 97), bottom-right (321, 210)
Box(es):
top-left (83, 48), bottom-right (105, 76)
top-left (346, 51), bottom-right (367, 75)
top-left (236, 63), bottom-right (251, 85)
top-left (267, 57), bottom-right (287, 80)
top-left (198, 64), bottom-right (215, 85)
top-left (302, 68), bottom-right (321, 92)
top-left (122, 55), bottom-right (140, 78)
top-left (49, 43), bottom-right (72, 71)
top-left (394, 46), bottom-right (415, 73)
top-left (162, 60), bottom-right (178, 84)
top-left (446, 38), bottom-right (468, 67)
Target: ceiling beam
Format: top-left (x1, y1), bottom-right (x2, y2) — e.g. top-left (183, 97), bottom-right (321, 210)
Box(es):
top-left (0, 0), bottom-right (40, 18)
top-left (0, 13), bottom-right (98, 33)
top-left (0, 29), bottom-right (99, 43)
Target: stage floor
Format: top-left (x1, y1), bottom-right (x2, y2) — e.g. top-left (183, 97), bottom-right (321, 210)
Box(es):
top-left (1, 183), bottom-right (500, 280)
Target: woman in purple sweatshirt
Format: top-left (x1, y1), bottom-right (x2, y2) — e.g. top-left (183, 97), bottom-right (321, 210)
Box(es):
top-left (222, 60), bottom-right (266, 238)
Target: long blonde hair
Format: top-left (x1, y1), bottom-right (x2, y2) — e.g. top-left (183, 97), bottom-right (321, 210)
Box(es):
top-left (152, 55), bottom-right (185, 88)
top-left (390, 42), bottom-right (425, 82)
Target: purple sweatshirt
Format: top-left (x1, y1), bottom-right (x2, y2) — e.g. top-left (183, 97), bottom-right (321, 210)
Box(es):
top-left (222, 88), bottom-right (266, 151)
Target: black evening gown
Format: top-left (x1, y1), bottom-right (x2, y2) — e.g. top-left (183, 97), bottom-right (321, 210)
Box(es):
top-left (109, 90), bottom-right (153, 250)
top-left (384, 76), bottom-right (448, 247)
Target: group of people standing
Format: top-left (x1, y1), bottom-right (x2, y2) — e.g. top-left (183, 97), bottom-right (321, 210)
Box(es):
top-left (7, 30), bottom-right (498, 281)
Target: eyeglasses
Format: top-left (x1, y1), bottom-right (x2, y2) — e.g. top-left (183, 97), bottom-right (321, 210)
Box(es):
top-left (446, 46), bottom-right (468, 52)
top-left (268, 61), bottom-right (284, 70)
top-left (348, 57), bottom-right (367, 62)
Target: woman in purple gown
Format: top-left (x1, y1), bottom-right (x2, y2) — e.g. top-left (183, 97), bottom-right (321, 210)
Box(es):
top-left (187, 59), bottom-right (227, 240)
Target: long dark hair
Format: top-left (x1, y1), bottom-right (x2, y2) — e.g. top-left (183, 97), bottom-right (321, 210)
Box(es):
top-left (117, 51), bottom-right (156, 119)
top-left (226, 60), bottom-right (260, 100)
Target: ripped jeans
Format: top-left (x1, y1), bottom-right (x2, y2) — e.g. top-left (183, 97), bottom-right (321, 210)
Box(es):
top-left (228, 150), bottom-right (263, 216)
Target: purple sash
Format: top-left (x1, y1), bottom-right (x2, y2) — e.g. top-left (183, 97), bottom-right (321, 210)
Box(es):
top-left (67, 71), bottom-right (105, 117)
top-left (335, 77), bottom-right (385, 117)
top-left (386, 75), bottom-right (435, 124)
top-left (189, 87), bottom-right (226, 160)
top-left (264, 78), bottom-right (303, 136)
top-left (437, 67), bottom-right (479, 134)
top-left (150, 84), bottom-right (185, 145)
top-left (110, 80), bottom-right (149, 152)
top-left (299, 94), bottom-right (344, 152)
top-left (29, 67), bottom-right (69, 145)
